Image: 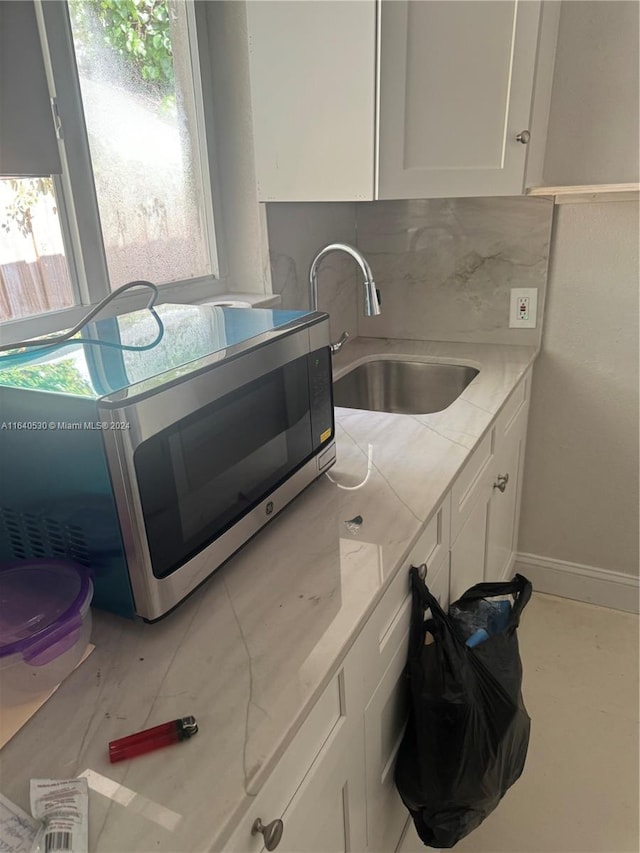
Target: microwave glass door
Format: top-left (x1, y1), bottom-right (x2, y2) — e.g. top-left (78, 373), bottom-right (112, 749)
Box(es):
top-left (134, 351), bottom-right (326, 578)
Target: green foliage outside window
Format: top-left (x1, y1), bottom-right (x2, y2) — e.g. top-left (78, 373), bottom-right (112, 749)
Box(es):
top-left (0, 360), bottom-right (94, 396)
top-left (0, 179), bottom-right (55, 239)
top-left (2, 1), bottom-right (176, 237)
top-left (71, 0), bottom-right (176, 95)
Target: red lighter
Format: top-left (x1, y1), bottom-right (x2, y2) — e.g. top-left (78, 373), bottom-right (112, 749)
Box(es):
top-left (109, 716), bottom-right (198, 763)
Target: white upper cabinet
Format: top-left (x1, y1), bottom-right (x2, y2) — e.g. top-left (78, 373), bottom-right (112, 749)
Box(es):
top-left (246, 0), bottom-right (554, 202)
top-left (378, 0), bottom-right (542, 199)
top-left (246, 0), bottom-right (376, 201)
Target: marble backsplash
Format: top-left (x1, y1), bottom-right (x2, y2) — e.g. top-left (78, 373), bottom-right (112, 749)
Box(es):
top-left (266, 196), bottom-right (555, 347)
top-left (266, 202), bottom-right (358, 343)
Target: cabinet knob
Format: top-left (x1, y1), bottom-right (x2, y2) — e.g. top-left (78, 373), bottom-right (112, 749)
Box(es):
top-left (493, 473), bottom-right (510, 493)
top-left (251, 818), bottom-right (284, 850)
top-left (515, 130), bottom-right (531, 144)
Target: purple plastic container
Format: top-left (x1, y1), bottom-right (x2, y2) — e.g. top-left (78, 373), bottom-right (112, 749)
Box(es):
top-left (0, 560), bottom-right (93, 705)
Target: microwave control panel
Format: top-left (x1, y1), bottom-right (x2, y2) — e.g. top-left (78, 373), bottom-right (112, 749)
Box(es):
top-left (308, 347), bottom-right (334, 449)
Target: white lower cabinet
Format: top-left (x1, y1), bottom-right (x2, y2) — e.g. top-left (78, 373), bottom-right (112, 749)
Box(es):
top-left (224, 648), bottom-right (367, 853)
top-left (224, 372), bottom-right (531, 852)
top-left (223, 499), bottom-right (451, 853)
top-left (275, 713), bottom-right (367, 853)
top-left (450, 369), bottom-right (531, 597)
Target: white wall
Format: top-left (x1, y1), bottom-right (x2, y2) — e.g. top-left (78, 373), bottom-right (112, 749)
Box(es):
top-left (516, 1), bottom-right (640, 611)
top-left (543, 1), bottom-right (640, 185)
top-left (517, 200), bottom-right (639, 603)
top-left (197, 1), bottom-right (271, 293)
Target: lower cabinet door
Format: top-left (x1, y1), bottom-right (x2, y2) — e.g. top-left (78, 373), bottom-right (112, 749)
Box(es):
top-left (364, 636), bottom-right (411, 853)
top-left (485, 428), bottom-right (522, 581)
top-left (484, 404), bottom-right (526, 581)
top-left (223, 665), bottom-right (365, 853)
top-left (275, 716), bottom-right (367, 853)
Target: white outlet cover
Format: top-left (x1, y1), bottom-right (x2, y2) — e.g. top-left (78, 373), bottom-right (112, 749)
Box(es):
top-left (509, 288), bottom-right (538, 329)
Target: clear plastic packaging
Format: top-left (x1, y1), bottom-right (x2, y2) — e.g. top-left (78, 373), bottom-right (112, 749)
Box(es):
top-left (449, 598), bottom-right (512, 646)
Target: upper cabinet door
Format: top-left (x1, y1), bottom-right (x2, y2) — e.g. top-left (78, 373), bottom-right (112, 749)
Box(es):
top-left (246, 0), bottom-right (376, 202)
top-left (377, 0), bottom-right (542, 199)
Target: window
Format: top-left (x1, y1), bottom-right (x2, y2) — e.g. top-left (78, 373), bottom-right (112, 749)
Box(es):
top-left (0, 0), bottom-right (219, 340)
top-left (67, 0), bottom-right (214, 289)
top-left (0, 177), bottom-right (74, 321)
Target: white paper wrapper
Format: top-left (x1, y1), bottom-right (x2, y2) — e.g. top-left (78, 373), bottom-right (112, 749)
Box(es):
top-left (30, 779), bottom-right (88, 853)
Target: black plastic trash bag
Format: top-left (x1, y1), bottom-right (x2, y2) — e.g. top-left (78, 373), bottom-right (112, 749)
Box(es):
top-left (394, 568), bottom-right (533, 848)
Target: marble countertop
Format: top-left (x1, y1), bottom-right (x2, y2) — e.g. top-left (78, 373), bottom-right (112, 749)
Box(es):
top-left (0, 337), bottom-right (536, 853)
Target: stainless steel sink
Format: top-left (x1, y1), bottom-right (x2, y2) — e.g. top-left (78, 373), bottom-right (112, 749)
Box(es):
top-left (333, 359), bottom-right (479, 415)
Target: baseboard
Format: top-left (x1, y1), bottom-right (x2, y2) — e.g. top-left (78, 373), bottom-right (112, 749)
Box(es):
top-left (514, 552), bottom-right (640, 614)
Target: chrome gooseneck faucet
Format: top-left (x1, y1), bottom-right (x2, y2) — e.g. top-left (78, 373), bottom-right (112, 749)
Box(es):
top-left (309, 243), bottom-right (381, 353)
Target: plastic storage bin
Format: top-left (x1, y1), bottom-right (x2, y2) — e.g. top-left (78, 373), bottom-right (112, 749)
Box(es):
top-left (0, 559), bottom-right (93, 705)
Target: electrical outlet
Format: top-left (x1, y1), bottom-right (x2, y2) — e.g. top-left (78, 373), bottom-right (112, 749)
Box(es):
top-left (509, 288), bottom-right (538, 329)
top-left (517, 296), bottom-right (530, 321)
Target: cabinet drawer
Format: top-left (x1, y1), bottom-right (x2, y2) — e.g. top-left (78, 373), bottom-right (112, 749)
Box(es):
top-left (450, 430), bottom-right (494, 543)
top-left (222, 673), bottom-right (343, 852)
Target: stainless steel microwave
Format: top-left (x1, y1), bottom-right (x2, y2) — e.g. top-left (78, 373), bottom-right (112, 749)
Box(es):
top-left (0, 305), bottom-right (335, 620)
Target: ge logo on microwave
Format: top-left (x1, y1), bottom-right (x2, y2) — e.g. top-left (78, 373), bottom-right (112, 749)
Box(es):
top-left (265, 501), bottom-right (274, 516)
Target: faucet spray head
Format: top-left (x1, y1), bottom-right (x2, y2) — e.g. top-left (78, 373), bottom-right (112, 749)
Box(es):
top-left (364, 280), bottom-right (381, 316)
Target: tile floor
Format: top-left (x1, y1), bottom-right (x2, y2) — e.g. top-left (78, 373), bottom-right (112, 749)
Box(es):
top-left (398, 592), bottom-right (640, 853)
